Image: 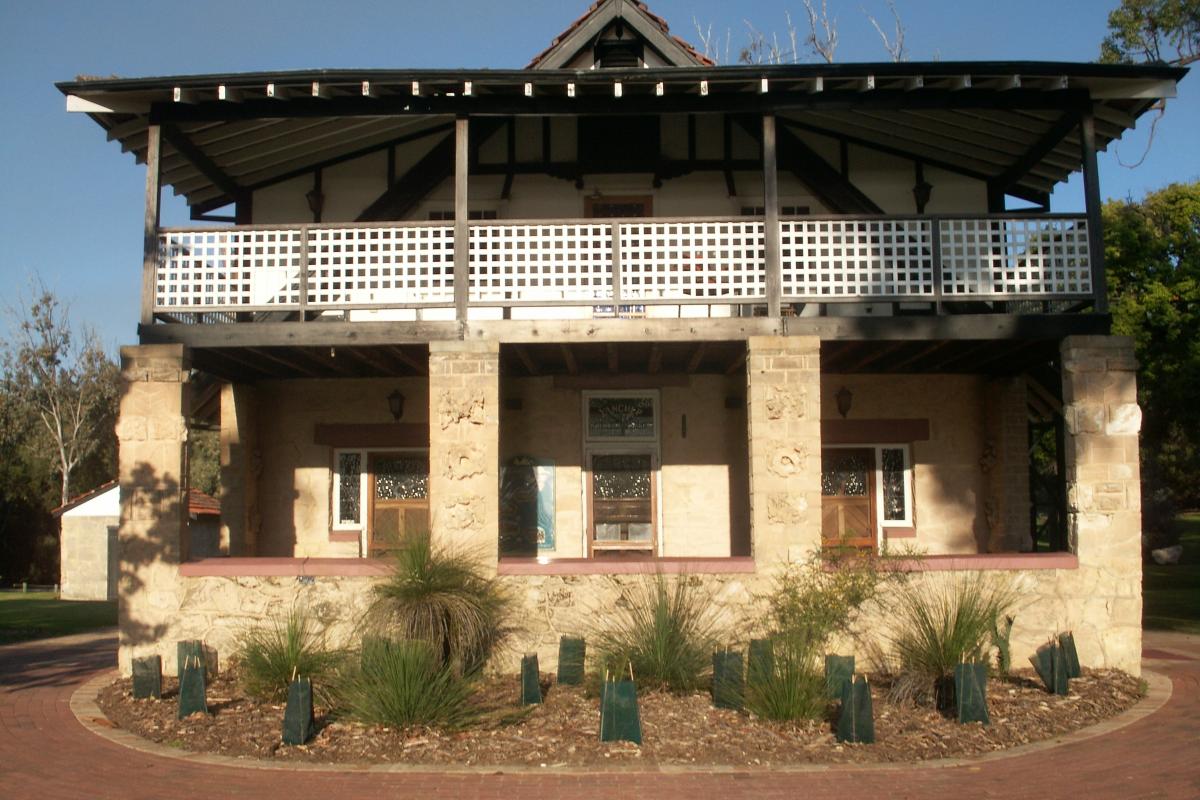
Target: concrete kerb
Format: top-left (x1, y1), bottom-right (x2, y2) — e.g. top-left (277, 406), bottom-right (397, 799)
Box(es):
top-left (69, 668), bottom-right (1174, 776)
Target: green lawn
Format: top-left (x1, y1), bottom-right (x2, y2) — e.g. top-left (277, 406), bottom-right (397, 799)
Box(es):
top-left (1143, 513), bottom-right (1200, 635)
top-left (0, 591), bottom-right (117, 645)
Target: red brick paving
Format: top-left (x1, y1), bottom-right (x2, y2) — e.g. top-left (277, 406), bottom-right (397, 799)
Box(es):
top-left (1, 629), bottom-right (1198, 800)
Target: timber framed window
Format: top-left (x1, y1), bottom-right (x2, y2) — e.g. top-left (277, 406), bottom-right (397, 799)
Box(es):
top-left (333, 448), bottom-right (429, 556)
top-left (582, 391), bottom-right (661, 556)
top-left (821, 444), bottom-right (912, 550)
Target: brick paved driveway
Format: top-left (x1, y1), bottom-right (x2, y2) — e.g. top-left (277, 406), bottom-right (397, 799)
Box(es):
top-left (1, 629), bottom-right (1197, 800)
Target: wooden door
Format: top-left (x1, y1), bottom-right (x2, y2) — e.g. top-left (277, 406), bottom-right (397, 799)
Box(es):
top-left (587, 452), bottom-right (657, 556)
top-left (368, 452), bottom-right (429, 557)
top-left (821, 448), bottom-right (876, 550)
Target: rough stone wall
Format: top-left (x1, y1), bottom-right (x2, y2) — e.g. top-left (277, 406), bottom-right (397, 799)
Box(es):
top-left (746, 336), bottom-right (823, 564)
top-left (1061, 335), bottom-right (1143, 672)
top-left (60, 516), bottom-right (117, 601)
top-left (429, 341), bottom-right (500, 565)
top-left (984, 375), bottom-right (1033, 552)
top-left (159, 560), bottom-right (1143, 677)
top-left (115, 344), bottom-right (190, 674)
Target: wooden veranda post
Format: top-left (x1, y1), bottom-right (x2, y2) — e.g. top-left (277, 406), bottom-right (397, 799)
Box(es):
top-left (1079, 108), bottom-right (1107, 314)
top-left (762, 114), bottom-right (782, 318)
top-left (454, 115), bottom-right (470, 321)
top-left (142, 124), bottom-right (162, 326)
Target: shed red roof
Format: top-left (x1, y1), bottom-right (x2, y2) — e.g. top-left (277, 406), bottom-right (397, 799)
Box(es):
top-left (188, 488), bottom-right (221, 516)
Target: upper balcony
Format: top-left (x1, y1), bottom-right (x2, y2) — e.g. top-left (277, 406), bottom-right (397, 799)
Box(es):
top-left (57, 60), bottom-right (1185, 349)
top-left (153, 212), bottom-right (1094, 323)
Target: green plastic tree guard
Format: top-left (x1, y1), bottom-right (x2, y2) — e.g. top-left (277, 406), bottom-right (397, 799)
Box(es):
top-left (1058, 632), bottom-right (1081, 679)
top-left (282, 678), bottom-right (314, 745)
top-left (599, 678), bottom-right (642, 745)
top-left (748, 639), bottom-right (774, 686)
top-left (825, 654), bottom-right (855, 699)
top-left (954, 661), bottom-right (990, 725)
top-left (132, 655), bottom-right (162, 700)
top-left (557, 637), bottom-right (586, 685)
top-left (177, 655), bottom-right (208, 719)
top-left (836, 675), bottom-right (875, 744)
top-left (712, 650), bottom-right (744, 711)
top-left (1030, 641), bottom-right (1070, 695)
top-left (176, 640), bottom-right (207, 680)
top-left (521, 653), bottom-right (542, 705)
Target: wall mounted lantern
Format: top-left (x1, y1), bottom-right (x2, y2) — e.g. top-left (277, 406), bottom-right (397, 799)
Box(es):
top-left (836, 386), bottom-right (853, 418)
top-left (387, 389), bottom-right (405, 422)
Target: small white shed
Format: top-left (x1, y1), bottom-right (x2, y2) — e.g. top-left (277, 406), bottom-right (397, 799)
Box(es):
top-left (55, 481), bottom-right (119, 601)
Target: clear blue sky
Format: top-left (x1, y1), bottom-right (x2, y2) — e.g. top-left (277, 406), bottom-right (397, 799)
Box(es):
top-left (1, 0), bottom-right (1195, 348)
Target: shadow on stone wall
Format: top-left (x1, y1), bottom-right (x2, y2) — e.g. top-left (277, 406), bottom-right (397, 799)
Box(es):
top-left (117, 461), bottom-right (181, 650)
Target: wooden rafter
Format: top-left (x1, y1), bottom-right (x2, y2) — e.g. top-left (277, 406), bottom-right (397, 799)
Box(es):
top-left (512, 345), bottom-right (539, 375)
top-left (559, 344), bottom-right (578, 374)
top-left (686, 343), bottom-right (708, 373)
top-left (647, 344), bottom-right (662, 374)
top-left (606, 343), bottom-right (619, 373)
top-left (246, 347), bottom-right (321, 377)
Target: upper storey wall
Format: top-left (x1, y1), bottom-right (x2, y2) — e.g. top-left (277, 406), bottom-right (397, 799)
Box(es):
top-left (251, 115), bottom-right (989, 225)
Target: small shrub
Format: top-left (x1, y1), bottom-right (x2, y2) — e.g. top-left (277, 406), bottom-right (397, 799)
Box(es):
top-left (744, 636), bottom-right (826, 721)
top-left (888, 575), bottom-right (1018, 707)
top-left (368, 531), bottom-right (512, 675)
top-left (338, 638), bottom-right (475, 729)
top-left (593, 574), bottom-right (723, 693)
top-left (744, 550), bottom-right (900, 721)
top-left (235, 605), bottom-right (344, 702)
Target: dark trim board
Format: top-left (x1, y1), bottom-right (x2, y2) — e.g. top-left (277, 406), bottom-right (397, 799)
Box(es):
top-left (142, 313), bottom-right (1109, 352)
top-left (822, 418), bottom-right (931, 444)
top-left (314, 423), bottom-right (427, 448)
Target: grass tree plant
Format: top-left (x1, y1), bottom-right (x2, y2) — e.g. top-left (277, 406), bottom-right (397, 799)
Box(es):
top-left (234, 603), bottom-right (344, 703)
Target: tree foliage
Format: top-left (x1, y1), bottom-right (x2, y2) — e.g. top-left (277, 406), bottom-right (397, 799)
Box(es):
top-left (2, 286), bottom-right (119, 506)
top-left (1104, 181), bottom-right (1200, 512)
top-left (1100, 0), bottom-right (1200, 65)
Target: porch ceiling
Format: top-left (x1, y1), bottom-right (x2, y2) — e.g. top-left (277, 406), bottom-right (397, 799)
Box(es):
top-left (820, 338), bottom-right (1060, 375)
top-left (189, 343), bottom-right (429, 384)
top-left (58, 61), bottom-right (1184, 213)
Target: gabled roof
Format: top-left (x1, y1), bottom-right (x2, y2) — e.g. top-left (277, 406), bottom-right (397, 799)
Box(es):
top-left (526, 0), bottom-right (713, 69)
top-left (52, 480), bottom-right (118, 518)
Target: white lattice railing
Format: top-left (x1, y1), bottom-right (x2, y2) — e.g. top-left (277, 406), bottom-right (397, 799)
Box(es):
top-left (782, 218), bottom-right (935, 299)
top-left (938, 217), bottom-right (1092, 298)
top-left (154, 215), bottom-right (1093, 316)
top-left (470, 222), bottom-right (613, 303)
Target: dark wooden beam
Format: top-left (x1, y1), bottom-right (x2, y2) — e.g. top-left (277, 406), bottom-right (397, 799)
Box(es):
top-left (559, 344), bottom-right (578, 374)
top-left (841, 341), bottom-right (906, 372)
top-left (162, 124), bottom-right (243, 199)
top-left (512, 344), bottom-right (539, 375)
top-left (883, 341), bottom-right (947, 371)
top-left (686, 343), bottom-right (708, 373)
top-left (387, 346), bottom-right (428, 374)
top-left (357, 134), bottom-right (451, 221)
top-left (927, 342), bottom-right (993, 371)
top-left (993, 112), bottom-right (1079, 191)
top-left (723, 114), bottom-right (736, 197)
top-left (341, 346), bottom-right (402, 375)
top-left (305, 346), bottom-right (359, 377)
top-left (741, 117), bottom-right (883, 214)
top-left (501, 117), bottom-right (516, 200)
top-left (724, 348), bottom-right (747, 375)
top-left (606, 342), bottom-right (619, 373)
top-left (246, 347), bottom-right (321, 377)
top-left (647, 344), bottom-right (662, 374)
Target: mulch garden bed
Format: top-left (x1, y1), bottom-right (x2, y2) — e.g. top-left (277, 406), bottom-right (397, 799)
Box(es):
top-left (94, 666), bottom-right (1144, 767)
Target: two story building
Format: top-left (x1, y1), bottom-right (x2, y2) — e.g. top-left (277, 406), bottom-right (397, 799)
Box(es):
top-left (59, 0), bottom-right (1186, 675)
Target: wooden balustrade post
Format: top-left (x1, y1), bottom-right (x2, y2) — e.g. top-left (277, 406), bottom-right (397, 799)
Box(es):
top-left (298, 225), bottom-right (309, 322)
top-left (931, 217), bottom-right (943, 315)
top-left (454, 116), bottom-right (470, 321)
top-left (1079, 109), bottom-right (1107, 313)
top-left (141, 124), bottom-right (162, 326)
top-left (762, 114), bottom-right (782, 317)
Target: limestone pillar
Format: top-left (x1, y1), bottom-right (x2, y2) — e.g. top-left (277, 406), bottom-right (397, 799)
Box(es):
top-left (746, 336), bottom-right (823, 566)
top-left (1061, 335), bottom-right (1142, 670)
top-left (428, 341), bottom-right (500, 568)
top-left (116, 344), bottom-right (190, 674)
top-left (984, 376), bottom-right (1032, 552)
top-left (219, 382), bottom-right (260, 556)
